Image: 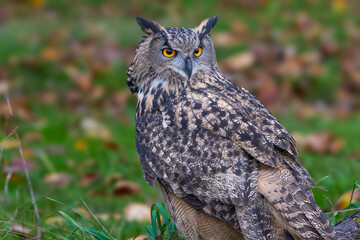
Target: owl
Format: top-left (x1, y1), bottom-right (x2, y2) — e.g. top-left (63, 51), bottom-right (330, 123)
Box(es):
top-left (127, 16), bottom-right (338, 240)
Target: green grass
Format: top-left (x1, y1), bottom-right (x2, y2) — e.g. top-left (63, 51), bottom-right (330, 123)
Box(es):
top-left (0, 0), bottom-right (359, 239)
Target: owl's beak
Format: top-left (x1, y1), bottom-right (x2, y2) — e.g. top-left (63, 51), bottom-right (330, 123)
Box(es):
top-left (184, 57), bottom-right (193, 79)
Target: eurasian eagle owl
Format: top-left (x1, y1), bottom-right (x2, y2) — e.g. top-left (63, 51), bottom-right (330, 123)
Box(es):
top-left (127, 16), bottom-right (337, 240)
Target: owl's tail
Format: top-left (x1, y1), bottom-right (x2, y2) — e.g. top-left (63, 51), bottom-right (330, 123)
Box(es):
top-left (258, 164), bottom-right (336, 240)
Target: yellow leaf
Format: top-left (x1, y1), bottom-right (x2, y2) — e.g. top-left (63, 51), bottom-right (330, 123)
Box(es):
top-left (29, 0), bottom-right (45, 8)
top-left (40, 47), bottom-right (60, 61)
top-left (332, 0), bottom-right (347, 12)
top-left (1, 139), bottom-right (18, 149)
top-left (74, 139), bottom-right (86, 151)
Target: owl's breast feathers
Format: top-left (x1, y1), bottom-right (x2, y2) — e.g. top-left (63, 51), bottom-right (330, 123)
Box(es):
top-left (136, 73), bottom-right (302, 169)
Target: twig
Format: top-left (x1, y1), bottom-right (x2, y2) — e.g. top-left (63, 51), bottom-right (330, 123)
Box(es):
top-left (325, 208), bottom-right (360, 215)
top-left (4, 171), bottom-right (12, 200)
top-left (15, 131), bottom-right (41, 239)
top-left (0, 126), bottom-right (18, 168)
top-left (4, 84), bottom-right (13, 116)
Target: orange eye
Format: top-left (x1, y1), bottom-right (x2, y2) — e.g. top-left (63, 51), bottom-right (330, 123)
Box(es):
top-left (162, 48), bottom-right (176, 58)
top-left (194, 46), bottom-right (202, 57)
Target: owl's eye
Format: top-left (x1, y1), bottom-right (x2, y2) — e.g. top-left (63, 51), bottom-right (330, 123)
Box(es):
top-left (162, 48), bottom-right (176, 58)
top-left (194, 46), bottom-right (202, 57)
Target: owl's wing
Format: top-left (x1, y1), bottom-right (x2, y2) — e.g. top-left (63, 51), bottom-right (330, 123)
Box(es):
top-left (173, 81), bottom-right (314, 189)
top-left (223, 80), bottom-right (314, 189)
top-left (162, 85), bottom-right (286, 168)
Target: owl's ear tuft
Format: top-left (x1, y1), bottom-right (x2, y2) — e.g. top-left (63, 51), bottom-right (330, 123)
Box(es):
top-left (136, 17), bottom-right (166, 36)
top-left (196, 16), bottom-right (218, 39)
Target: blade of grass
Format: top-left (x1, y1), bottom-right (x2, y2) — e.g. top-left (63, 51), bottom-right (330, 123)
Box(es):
top-left (15, 131), bottom-right (41, 240)
top-left (80, 197), bottom-right (115, 240)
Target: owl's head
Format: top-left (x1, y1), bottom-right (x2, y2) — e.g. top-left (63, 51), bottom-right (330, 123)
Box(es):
top-left (127, 16), bottom-right (218, 94)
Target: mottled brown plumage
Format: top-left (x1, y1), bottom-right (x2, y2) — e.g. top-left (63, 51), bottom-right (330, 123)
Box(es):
top-left (127, 16), bottom-right (338, 239)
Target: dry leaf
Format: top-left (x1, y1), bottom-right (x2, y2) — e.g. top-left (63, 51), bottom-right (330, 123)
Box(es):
top-left (65, 66), bottom-right (93, 92)
top-left (75, 207), bottom-right (91, 218)
top-left (332, 0), bottom-right (347, 12)
top-left (40, 47), bottom-right (61, 61)
top-left (95, 213), bottom-right (121, 221)
top-left (4, 158), bottom-right (38, 173)
top-left (104, 141), bottom-right (118, 150)
top-left (43, 173), bottom-right (73, 187)
top-left (44, 145), bottom-right (65, 155)
top-left (347, 152), bottom-right (360, 161)
top-left (74, 139), bottom-right (86, 151)
top-left (223, 52), bottom-right (255, 71)
top-left (29, 0), bottom-right (45, 8)
top-left (124, 203), bottom-right (151, 222)
top-left (81, 118), bottom-right (111, 140)
top-left (106, 90), bottom-right (132, 119)
top-left (328, 136), bottom-right (344, 155)
top-left (46, 216), bottom-right (66, 225)
top-left (80, 172), bottom-right (101, 187)
top-left (333, 189), bottom-right (360, 210)
top-left (89, 85), bottom-right (105, 101)
top-left (113, 180), bottom-right (140, 196)
top-left (37, 91), bottom-right (58, 103)
top-left (23, 132), bottom-right (42, 143)
top-left (302, 132), bottom-right (344, 154)
top-left (128, 236), bottom-right (149, 240)
top-left (103, 172), bottom-right (123, 186)
top-left (88, 189), bottom-right (107, 197)
top-left (0, 139), bottom-right (18, 149)
top-left (9, 223), bottom-right (31, 236)
top-left (212, 32), bottom-right (237, 46)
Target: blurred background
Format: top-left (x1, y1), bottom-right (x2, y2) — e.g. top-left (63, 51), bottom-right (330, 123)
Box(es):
top-left (0, 0), bottom-right (359, 239)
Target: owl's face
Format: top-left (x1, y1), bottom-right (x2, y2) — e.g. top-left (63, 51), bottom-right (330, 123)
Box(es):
top-left (127, 17), bottom-right (218, 93)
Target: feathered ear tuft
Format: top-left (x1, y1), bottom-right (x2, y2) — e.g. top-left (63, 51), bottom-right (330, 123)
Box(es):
top-left (196, 16), bottom-right (218, 39)
top-left (136, 16), bottom-right (166, 36)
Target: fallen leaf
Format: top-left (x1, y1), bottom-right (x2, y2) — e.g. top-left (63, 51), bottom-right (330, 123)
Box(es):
top-left (95, 213), bottom-right (121, 221)
top-left (44, 145), bottom-right (65, 155)
top-left (328, 136), bottom-right (345, 155)
top-left (212, 32), bottom-right (237, 46)
top-left (106, 90), bottom-right (132, 119)
top-left (104, 141), bottom-right (118, 150)
top-left (46, 216), bottom-right (66, 225)
top-left (347, 152), bottom-right (360, 161)
top-left (75, 207), bottom-right (91, 218)
top-left (124, 203), bottom-right (151, 222)
top-left (332, 0), bottom-right (347, 12)
top-left (128, 235), bottom-right (149, 240)
top-left (223, 51), bottom-right (255, 71)
top-left (89, 85), bottom-right (105, 102)
top-left (74, 139), bottom-right (86, 151)
top-left (333, 189), bottom-right (360, 210)
top-left (65, 66), bottom-right (93, 92)
top-left (9, 223), bottom-right (31, 236)
top-left (37, 91), bottom-right (58, 104)
top-left (80, 172), bottom-right (101, 187)
top-left (29, 0), bottom-right (45, 8)
top-left (23, 132), bottom-right (42, 143)
top-left (88, 189), bottom-right (107, 197)
top-left (43, 173), bottom-right (73, 187)
top-left (302, 132), bottom-right (345, 154)
top-left (113, 180), bottom-right (140, 196)
top-left (40, 47), bottom-right (61, 61)
top-left (4, 158), bottom-right (38, 173)
top-left (81, 118), bottom-right (111, 140)
top-left (0, 139), bottom-right (18, 149)
top-left (103, 172), bottom-right (123, 186)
